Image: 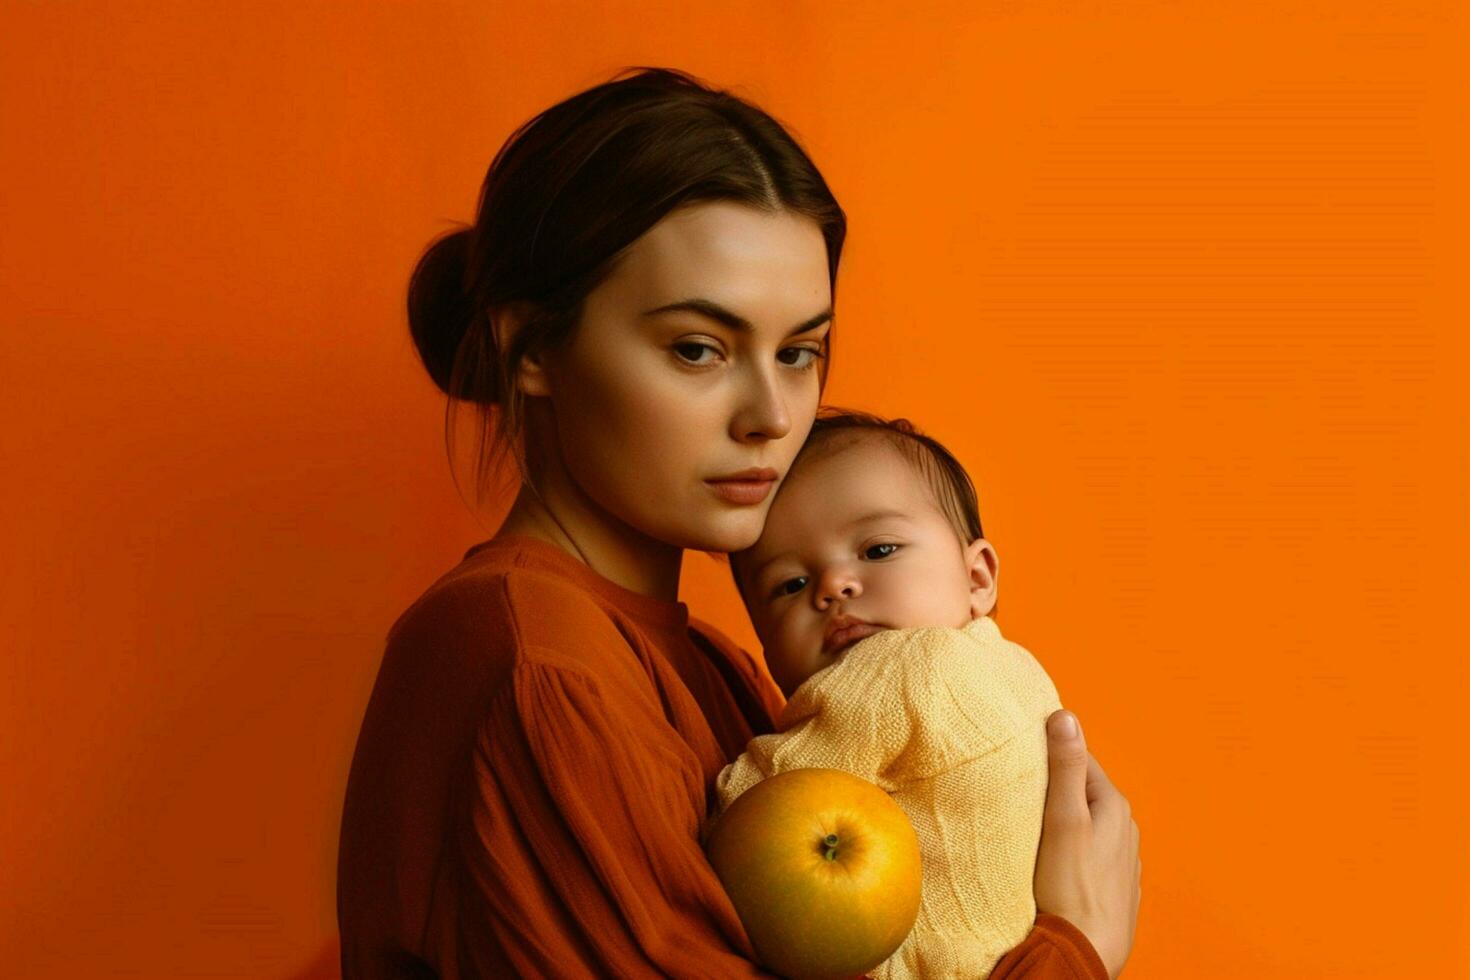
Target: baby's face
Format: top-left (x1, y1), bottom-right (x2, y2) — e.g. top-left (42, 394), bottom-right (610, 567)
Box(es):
top-left (736, 436), bottom-right (994, 696)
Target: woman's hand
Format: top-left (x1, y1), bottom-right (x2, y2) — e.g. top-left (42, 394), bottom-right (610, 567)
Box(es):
top-left (1034, 710), bottom-right (1141, 979)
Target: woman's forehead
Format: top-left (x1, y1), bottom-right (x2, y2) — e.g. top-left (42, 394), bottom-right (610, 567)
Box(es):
top-left (605, 201), bottom-right (830, 313)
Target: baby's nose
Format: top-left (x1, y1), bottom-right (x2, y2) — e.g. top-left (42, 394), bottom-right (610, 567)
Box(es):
top-left (815, 572), bottom-right (861, 607)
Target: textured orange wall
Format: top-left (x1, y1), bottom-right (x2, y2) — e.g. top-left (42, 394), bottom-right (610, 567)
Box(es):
top-left (4, 2), bottom-right (1466, 977)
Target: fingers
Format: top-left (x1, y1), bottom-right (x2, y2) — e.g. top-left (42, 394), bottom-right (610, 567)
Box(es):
top-left (1084, 752), bottom-right (1117, 806)
top-left (1043, 710), bottom-right (1091, 832)
top-left (1047, 709), bottom-right (1086, 759)
top-left (1135, 828), bottom-right (1143, 913)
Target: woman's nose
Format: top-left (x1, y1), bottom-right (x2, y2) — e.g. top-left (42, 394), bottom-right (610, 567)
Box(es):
top-left (813, 568), bottom-right (862, 609)
top-left (730, 366), bottom-right (792, 443)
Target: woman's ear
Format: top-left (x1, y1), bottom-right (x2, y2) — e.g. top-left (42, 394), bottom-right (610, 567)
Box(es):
top-left (964, 537), bottom-right (1000, 618)
top-left (489, 302), bottom-right (553, 397)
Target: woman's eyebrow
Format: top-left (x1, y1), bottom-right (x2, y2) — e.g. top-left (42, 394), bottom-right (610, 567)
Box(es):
top-left (642, 298), bottom-right (833, 338)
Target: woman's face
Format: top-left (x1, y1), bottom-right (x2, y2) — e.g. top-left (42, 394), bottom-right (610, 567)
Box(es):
top-left (529, 201), bottom-right (833, 553)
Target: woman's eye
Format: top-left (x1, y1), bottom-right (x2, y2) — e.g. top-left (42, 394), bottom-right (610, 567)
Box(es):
top-left (777, 346), bottom-right (824, 370)
top-left (673, 342), bottom-right (721, 365)
top-left (863, 543), bottom-right (899, 560)
top-left (770, 576), bottom-right (808, 599)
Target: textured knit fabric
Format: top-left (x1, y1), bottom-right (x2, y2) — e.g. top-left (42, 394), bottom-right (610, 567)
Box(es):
top-left (715, 616), bottom-right (1064, 980)
top-left (337, 534), bottom-right (1105, 980)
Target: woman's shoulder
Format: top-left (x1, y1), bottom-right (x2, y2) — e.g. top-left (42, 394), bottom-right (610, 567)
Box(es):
top-left (392, 539), bottom-right (590, 625)
top-left (384, 536), bottom-right (633, 678)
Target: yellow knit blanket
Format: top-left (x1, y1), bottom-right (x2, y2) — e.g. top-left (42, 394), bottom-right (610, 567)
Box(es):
top-left (714, 616), bottom-right (1062, 980)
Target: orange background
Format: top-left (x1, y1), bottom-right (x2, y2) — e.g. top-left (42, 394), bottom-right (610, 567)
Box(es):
top-left (3, 2), bottom-right (1467, 977)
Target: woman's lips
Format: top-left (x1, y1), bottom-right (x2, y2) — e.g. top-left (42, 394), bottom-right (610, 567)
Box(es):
top-left (706, 468), bottom-right (779, 506)
top-left (705, 479), bottom-right (775, 505)
top-left (823, 622), bottom-right (886, 655)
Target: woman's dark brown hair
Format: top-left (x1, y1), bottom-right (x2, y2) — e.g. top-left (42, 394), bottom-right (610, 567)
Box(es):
top-left (407, 67), bottom-right (846, 507)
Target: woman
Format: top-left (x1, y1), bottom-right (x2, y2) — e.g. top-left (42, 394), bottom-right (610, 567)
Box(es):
top-left (337, 68), bottom-right (1139, 979)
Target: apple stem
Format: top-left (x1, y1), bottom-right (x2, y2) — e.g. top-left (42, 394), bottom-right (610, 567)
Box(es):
top-left (823, 833), bottom-right (839, 861)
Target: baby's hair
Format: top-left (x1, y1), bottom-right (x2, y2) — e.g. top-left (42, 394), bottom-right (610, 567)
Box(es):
top-left (795, 408), bottom-right (984, 545)
top-left (730, 407), bottom-right (986, 601)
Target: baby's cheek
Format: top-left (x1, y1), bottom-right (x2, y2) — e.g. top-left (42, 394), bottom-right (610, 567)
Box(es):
top-left (765, 629), bottom-right (816, 695)
top-left (767, 622), bottom-right (802, 675)
top-left (907, 578), bottom-right (971, 627)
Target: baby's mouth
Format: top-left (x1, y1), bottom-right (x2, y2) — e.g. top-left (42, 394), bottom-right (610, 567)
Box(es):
top-left (822, 620), bottom-right (886, 655)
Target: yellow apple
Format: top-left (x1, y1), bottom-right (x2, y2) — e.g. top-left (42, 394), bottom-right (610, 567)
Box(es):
top-left (706, 767), bottom-right (922, 980)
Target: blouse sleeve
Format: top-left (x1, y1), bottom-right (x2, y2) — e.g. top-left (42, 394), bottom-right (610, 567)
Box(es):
top-left (449, 655), bottom-right (778, 979)
top-left (989, 914), bottom-right (1110, 979)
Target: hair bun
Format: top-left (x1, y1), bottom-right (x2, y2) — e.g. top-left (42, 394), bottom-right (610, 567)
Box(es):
top-left (407, 227), bottom-right (479, 398)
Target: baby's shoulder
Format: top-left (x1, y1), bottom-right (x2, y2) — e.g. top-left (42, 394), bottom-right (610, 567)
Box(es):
top-left (835, 618), bottom-right (1054, 704)
top-left (841, 619), bottom-right (1000, 672)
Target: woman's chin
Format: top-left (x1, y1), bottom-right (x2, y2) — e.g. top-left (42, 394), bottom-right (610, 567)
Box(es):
top-left (668, 510), bottom-right (766, 554)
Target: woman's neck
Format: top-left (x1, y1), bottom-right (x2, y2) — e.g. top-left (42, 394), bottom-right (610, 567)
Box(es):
top-left (497, 481), bottom-right (684, 603)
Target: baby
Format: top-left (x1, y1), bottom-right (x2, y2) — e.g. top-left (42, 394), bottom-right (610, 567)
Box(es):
top-left (715, 409), bottom-right (1065, 980)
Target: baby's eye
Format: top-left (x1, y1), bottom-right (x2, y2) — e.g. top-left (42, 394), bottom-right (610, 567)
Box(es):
top-left (770, 576), bottom-right (808, 599)
top-left (863, 543), bottom-right (900, 560)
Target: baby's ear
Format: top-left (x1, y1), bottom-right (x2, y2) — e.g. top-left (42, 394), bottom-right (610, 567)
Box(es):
top-left (964, 538), bottom-right (999, 618)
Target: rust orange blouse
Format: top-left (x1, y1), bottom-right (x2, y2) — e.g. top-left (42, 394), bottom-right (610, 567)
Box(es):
top-left (337, 534), bottom-right (1107, 979)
